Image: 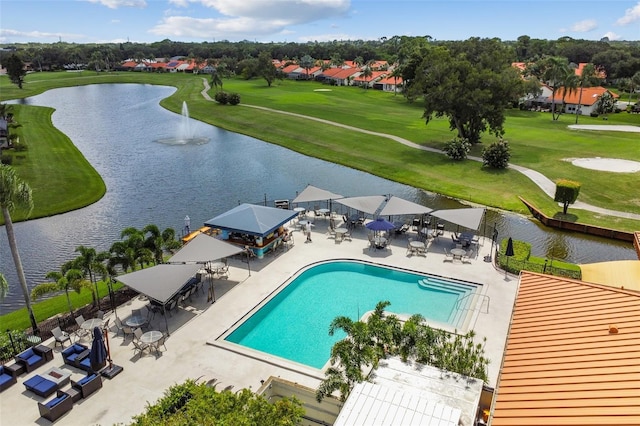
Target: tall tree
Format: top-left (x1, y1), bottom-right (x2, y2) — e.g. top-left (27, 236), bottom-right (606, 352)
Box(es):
top-left (143, 224), bottom-right (180, 265)
top-left (541, 56), bottom-right (571, 120)
top-left (0, 164), bottom-right (37, 332)
top-left (299, 54), bottom-right (314, 80)
top-left (73, 245), bottom-right (109, 308)
top-left (257, 51), bottom-right (278, 87)
top-left (415, 40), bottom-right (524, 144)
top-left (31, 267), bottom-right (89, 317)
top-left (1, 54), bottom-right (27, 89)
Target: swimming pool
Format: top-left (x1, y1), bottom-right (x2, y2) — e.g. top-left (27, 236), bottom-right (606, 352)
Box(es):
top-left (224, 260), bottom-right (480, 369)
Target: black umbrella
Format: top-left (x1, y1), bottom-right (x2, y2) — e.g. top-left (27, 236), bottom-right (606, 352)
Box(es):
top-left (505, 237), bottom-right (515, 278)
top-left (89, 326), bottom-right (107, 372)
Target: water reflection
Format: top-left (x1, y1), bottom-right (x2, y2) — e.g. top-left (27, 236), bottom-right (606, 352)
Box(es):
top-left (1, 84), bottom-right (634, 312)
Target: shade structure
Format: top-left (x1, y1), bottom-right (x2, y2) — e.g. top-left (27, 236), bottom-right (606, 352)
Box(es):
top-left (168, 234), bottom-right (244, 264)
top-left (292, 185), bottom-right (343, 204)
top-left (89, 326), bottom-right (107, 372)
top-left (115, 263), bottom-right (201, 305)
top-left (378, 196), bottom-right (433, 216)
top-left (431, 207), bottom-right (486, 231)
top-left (335, 195), bottom-right (387, 215)
top-left (204, 203), bottom-right (299, 237)
top-left (365, 217), bottom-right (396, 232)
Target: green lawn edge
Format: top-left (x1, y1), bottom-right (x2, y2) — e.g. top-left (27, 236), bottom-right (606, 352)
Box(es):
top-left (1, 71), bottom-right (639, 232)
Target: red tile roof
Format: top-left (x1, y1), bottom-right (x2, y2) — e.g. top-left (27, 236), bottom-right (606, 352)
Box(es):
top-left (376, 76), bottom-right (403, 85)
top-left (491, 271), bottom-right (640, 426)
top-left (552, 86), bottom-right (618, 105)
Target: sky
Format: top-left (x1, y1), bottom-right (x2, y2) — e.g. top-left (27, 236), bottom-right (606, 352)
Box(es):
top-left (1, 0), bottom-right (639, 45)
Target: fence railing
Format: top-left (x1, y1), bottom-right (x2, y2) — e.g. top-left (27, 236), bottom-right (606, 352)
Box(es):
top-left (496, 252), bottom-right (581, 280)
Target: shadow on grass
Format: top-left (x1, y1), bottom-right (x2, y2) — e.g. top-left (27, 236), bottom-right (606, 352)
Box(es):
top-left (553, 212), bottom-right (579, 222)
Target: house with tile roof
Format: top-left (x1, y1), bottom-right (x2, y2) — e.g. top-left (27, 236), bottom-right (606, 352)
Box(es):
top-left (353, 70), bottom-right (387, 88)
top-left (552, 86), bottom-right (619, 116)
top-left (319, 67), bottom-right (361, 86)
top-left (490, 271), bottom-right (640, 426)
top-left (374, 75), bottom-right (403, 92)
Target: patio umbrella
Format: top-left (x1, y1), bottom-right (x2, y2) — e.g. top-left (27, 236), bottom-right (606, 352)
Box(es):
top-left (504, 237), bottom-right (515, 278)
top-left (89, 326), bottom-right (107, 372)
top-left (365, 218), bottom-right (396, 235)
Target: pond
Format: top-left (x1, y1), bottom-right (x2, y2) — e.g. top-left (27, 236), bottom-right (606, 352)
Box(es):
top-left (1, 84), bottom-right (635, 312)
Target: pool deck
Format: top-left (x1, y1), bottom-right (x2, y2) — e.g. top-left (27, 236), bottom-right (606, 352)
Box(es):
top-left (1, 222), bottom-right (517, 425)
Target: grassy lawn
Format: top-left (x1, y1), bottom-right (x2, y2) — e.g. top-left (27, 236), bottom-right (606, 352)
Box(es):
top-left (1, 71), bottom-right (639, 232)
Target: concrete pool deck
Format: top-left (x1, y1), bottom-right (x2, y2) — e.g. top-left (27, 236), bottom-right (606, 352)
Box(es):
top-left (1, 222), bottom-right (517, 425)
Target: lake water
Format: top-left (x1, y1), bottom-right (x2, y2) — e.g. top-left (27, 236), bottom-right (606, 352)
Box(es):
top-left (0, 84), bottom-right (635, 312)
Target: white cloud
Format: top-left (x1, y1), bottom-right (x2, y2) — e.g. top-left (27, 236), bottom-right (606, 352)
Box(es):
top-left (84, 0), bottom-right (146, 9)
top-left (0, 28), bottom-right (83, 41)
top-left (154, 0), bottom-right (350, 39)
top-left (570, 19), bottom-right (597, 32)
top-left (616, 1), bottom-right (640, 25)
top-left (601, 31), bottom-right (621, 40)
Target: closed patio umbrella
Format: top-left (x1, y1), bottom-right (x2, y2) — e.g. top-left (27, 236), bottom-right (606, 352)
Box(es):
top-left (89, 326), bottom-right (107, 372)
top-left (505, 237), bottom-right (515, 279)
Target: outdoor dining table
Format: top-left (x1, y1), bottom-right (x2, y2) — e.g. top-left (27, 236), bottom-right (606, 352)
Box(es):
top-left (293, 207), bottom-right (306, 218)
top-left (317, 208), bottom-right (330, 218)
top-left (450, 248), bottom-right (467, 260)
top-left (125, 315), bottom-right (147, 328)
top-left (206, 261), bottom-right (225, 274)
top-left (334, 227), bottom-right (348, 241)
top-left (374, 237), bottom-right (387, 249)
top-left (81, 318), bottom-right (104, 331)
top-left (139, 330), bottom-right (162, 345)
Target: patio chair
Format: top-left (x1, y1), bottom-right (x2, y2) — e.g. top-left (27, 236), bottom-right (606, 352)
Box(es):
top-left (114, 317), bottom-right (125, 337)
top-left (443, 248), bottom-right (454, 262)
top-left (153, 334), bottom-right (167, 354)
top-left (327, 226), bottom-right (336, 238)
top-left (122, 325), bottom-right (135, 341)
top-left (95, 310), bottom-right (105, 320)
top-left (343, 229), bottom-right (352, 241)
top-left (74, 315), bottom-right (89, 339)
top-left (133, 327), bottom-right (143, 341)
top-left (51, 326), bottom-right (71, 348)
top-left (166, 298), bottom-right (179, 317)
top-left (367, 234), bottom-right (376, 251)
top-left (132, 339), bottom-right (149, 356)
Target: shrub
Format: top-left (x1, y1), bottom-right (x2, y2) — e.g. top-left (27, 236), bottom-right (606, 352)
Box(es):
top-left (554, 179), bottom-right (581, 214)
top-left (1, 154), bottom-right (12, 165)
top-left (482, 139), bottom-right (510, 169)
top-left (227, 93), bottom-right (241, 105)
top-left (214, 91), bottom-right (229, 105)
top-left (443, 137), bottom-right (471, 161)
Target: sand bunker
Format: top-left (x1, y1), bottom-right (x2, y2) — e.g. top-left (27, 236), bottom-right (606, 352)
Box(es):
top-left (566, 157), bottom-right (640, 173)
top-left (568, 124), bottom-right (640, 133)
top-left (313, 89), bottom-right (332, 92)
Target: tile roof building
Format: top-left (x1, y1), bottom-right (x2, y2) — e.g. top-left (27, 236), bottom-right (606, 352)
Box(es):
top-left (491, 271), bottom-right (640, 426)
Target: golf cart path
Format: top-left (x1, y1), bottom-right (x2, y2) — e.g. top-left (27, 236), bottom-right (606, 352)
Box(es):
top-left (199, 79), bottom-right (640, 221)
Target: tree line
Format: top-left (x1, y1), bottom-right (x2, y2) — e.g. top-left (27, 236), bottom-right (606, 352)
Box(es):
top-left (1, 35), bottom-right (639, 80)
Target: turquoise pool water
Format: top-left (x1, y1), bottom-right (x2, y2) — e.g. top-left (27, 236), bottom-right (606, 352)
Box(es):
top-left (225, 261), bottom-right (478, 369)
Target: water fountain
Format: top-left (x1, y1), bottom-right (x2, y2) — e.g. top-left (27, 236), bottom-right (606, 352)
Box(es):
top-left (156, 101), bottom-right (209, 145)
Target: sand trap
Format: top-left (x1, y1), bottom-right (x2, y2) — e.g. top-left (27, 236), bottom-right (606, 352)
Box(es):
top-left (568, 124), bottom-right (640, 133)
top-left (565, 157), bottom-right (640, 173)
top-left (313, 89), bottom-right (332, 92)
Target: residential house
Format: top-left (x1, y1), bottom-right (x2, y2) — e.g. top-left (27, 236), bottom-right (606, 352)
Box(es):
top-left (281, 64), bottom-right (305, 80)
top-left (490, 271), bottom-right (640, 426)
top-left (319, 67), bottom-right (361, 86)
top-left (374, 75), bottom-right (403, 93)
top-left (552, 86), bottom-right (619, 116)
top-left (353, 70), bottom-right (387, 88)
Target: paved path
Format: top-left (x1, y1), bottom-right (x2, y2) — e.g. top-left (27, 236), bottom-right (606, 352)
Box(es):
top-left (199, 79), bottom-right (640, 221)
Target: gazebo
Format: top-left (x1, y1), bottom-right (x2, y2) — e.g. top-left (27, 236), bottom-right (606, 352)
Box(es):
top-left (204, 203), bottom-right (299, 258)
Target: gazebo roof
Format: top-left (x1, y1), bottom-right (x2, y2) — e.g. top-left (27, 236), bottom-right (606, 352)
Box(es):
top-left (204, 203), bottom-right (299, 237)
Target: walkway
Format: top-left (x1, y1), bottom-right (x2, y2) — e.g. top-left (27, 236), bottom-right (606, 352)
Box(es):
top-left (199, 79), bottom-right (640, 221)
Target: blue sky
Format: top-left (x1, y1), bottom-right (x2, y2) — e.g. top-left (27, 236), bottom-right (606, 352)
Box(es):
top-left (1, 0), bottom-right (639, 45)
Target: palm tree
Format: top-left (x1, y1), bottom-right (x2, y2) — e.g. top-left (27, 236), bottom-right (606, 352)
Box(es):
top-left (0, 164), bottom-right (37, 332)
top-left (299, 54), bottom-right (314, 80)
top-left (30, 267), bottom-right (89, 317)
top-left (560, 71), bottom-right (579, 117)
top-left (390, 66), bottom-right (403, 96)
top-left (361, 66), bottom-right (373, 89)
top-left (143, 224), bottom-right (181, 264)
top-left (73, 245), bottom-right (110, 308)
top-left (210, 70), bottom-right (223, 92)
top-left (574, 63), bottom-right (601, 124)
top-left (542, 56), bottom-right (571, 120)
top-left (120, 226), bottom-right (154, 269)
